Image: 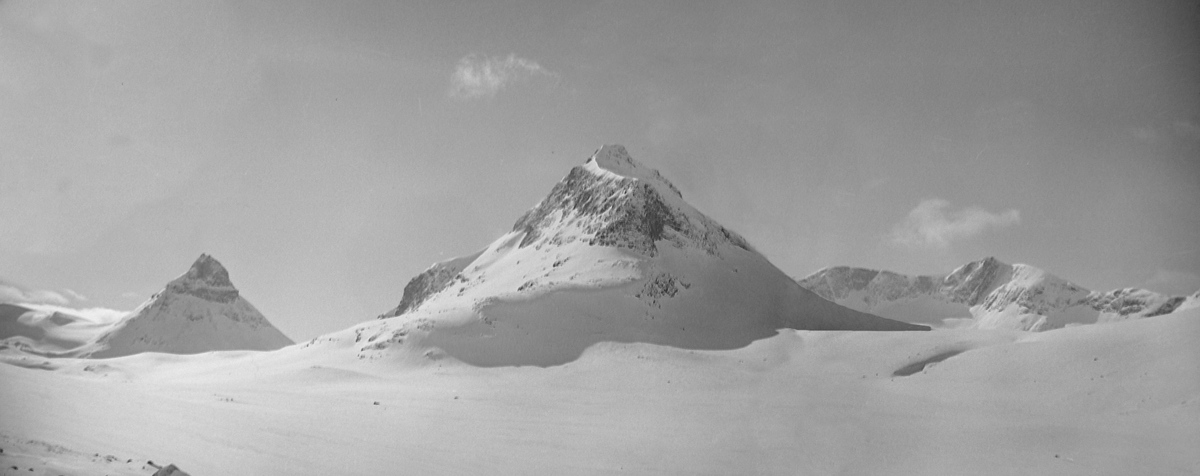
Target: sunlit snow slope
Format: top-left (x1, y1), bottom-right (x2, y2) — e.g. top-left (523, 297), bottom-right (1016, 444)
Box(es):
top-left (798, 257), bottom-right (1198, 330)
top-left (76, 254), bottom-right (293, 358)
top-left (356, 145), bottom-right (924, 367)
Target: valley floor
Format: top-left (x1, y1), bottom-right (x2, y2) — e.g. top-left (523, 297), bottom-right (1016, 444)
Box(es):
top-left (2, 310), bottom-right (1198, 475)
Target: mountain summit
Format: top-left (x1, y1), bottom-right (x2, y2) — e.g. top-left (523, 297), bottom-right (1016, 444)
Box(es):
top-left (79, 254), bottom-right (293, 358)
top-left (798, 257), bottom-right (1196, 330)
top-left (165, 253), bottom-right (238, 302)
top-left (355, 145), bottom-right (925, 367)
top-left (508, 144), bottom-right (750, 257)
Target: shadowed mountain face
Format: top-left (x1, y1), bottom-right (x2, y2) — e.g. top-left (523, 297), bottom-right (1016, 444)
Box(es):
top-left (798, 257), bottom-right (1198, 331)
top-left (358, 145), bottom-right (924, 367)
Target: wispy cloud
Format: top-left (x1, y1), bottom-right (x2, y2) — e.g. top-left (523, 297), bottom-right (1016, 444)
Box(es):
top-left (63, 288), bottom-right (88, 301)
top-left (0, 282), bottom-right (69, 305)
top-left (448, 53), bottom-right (554, 99)
top-left (890, 198), bottom-right (1020, 248)
top-left (16, 302), bottom-right (128, 324)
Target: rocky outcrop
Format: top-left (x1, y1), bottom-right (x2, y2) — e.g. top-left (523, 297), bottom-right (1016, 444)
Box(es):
top-left (163, 253), bottom-right (240, 303)
top-left (378, 251), bottom-right (480, 319)
top-left (1090, 288), bottom-right (1187, 319)
top-left (942, 257), bottom-right (1011, 305)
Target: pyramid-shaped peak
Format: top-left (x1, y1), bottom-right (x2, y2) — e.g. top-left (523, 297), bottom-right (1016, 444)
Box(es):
top-left (949, 256), bottom-right (1007, 275)
top-left (164, 254), bottom-right (239, 303)
top-left (183, 254), bottom-right (234, 288)
top-left (589, 144), bottom-right (640, 175)
top-left (584, 144), bottom-right (683, 199)
top-left (81, 253), bottom-right (293, 357)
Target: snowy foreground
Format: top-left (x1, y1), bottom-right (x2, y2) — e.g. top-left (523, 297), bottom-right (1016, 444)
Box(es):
top-left (3, 308), bottom-right (1198, 476)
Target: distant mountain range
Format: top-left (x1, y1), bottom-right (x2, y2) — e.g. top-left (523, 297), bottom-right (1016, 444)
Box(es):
top-left (797, 257), bottom-right (1199, 331)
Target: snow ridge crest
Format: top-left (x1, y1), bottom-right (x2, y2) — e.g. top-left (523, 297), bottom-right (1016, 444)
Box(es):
top-left (586, 144), bottom-right (683, 198)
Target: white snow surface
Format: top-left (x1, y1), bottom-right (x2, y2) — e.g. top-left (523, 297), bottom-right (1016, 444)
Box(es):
top-left (798, 257), bottom-right (1196, 331)
top-left (1, 308), bottom-right (1197, 475)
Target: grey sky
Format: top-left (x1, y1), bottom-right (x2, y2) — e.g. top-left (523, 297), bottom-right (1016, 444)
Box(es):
top-left (2, 0), bottom-right (1197, 340)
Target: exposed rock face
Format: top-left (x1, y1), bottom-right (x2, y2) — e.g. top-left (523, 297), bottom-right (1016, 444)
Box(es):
top-left (512, 145), bottom-right (751, 257)
top-left (378, 251), bottom-right (480, 319)
top-left (1090, 289), bottom-right (1187, 318)
top-left (943, 257), bottom-right (1011, 305)
top-left (798, 257), bottom-right (1197, 331)
top-left (80, 254), bottom-right (294, 358)
top-left (164, 253), bottom-right (239, 303)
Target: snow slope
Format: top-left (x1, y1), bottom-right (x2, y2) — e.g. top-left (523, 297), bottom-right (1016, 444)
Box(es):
top-left (371, 145), bottom-right (924, 366)
top-left (798, 257), bottom-right (1196, 330)
top-left (74, 254), bottom-right (293, 358)
top-left (1, 306), bottom-right (1196, 475)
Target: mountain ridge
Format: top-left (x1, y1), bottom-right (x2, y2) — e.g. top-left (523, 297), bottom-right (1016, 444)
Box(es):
top-left (798, 257), bottom-right (1196, 330)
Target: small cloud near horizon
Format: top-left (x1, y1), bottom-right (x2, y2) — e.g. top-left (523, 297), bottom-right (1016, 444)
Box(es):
top-left (449, 53), bottom-right (554, 99)
top-left (0, 281), bottom-right (70, 306)
top-left (890, 198), bottom-right (1020, 248)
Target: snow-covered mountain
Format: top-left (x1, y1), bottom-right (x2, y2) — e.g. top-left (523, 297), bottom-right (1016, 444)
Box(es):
top-left (797, 257), bottom-right (1197, 331)
top-left (336, 145), bottom-right (925, 367)
top-left (77, 254), bottom-right (293, 358)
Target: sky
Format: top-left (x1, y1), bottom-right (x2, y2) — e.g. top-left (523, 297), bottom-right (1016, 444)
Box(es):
top-left (2, 0), bottom-right (1197, 341)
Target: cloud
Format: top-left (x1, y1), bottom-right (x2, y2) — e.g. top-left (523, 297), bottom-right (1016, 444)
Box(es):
top-left (16, 303), bottom-right (128, 324)
top-left (63, 288), bottom-right (88, 301)
top-left (0, 282), bottom-right (70, 305)
top-left (448, 53), bottom-right (554, 99)
top-left (890, 199), bottom-right (1020, 248)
